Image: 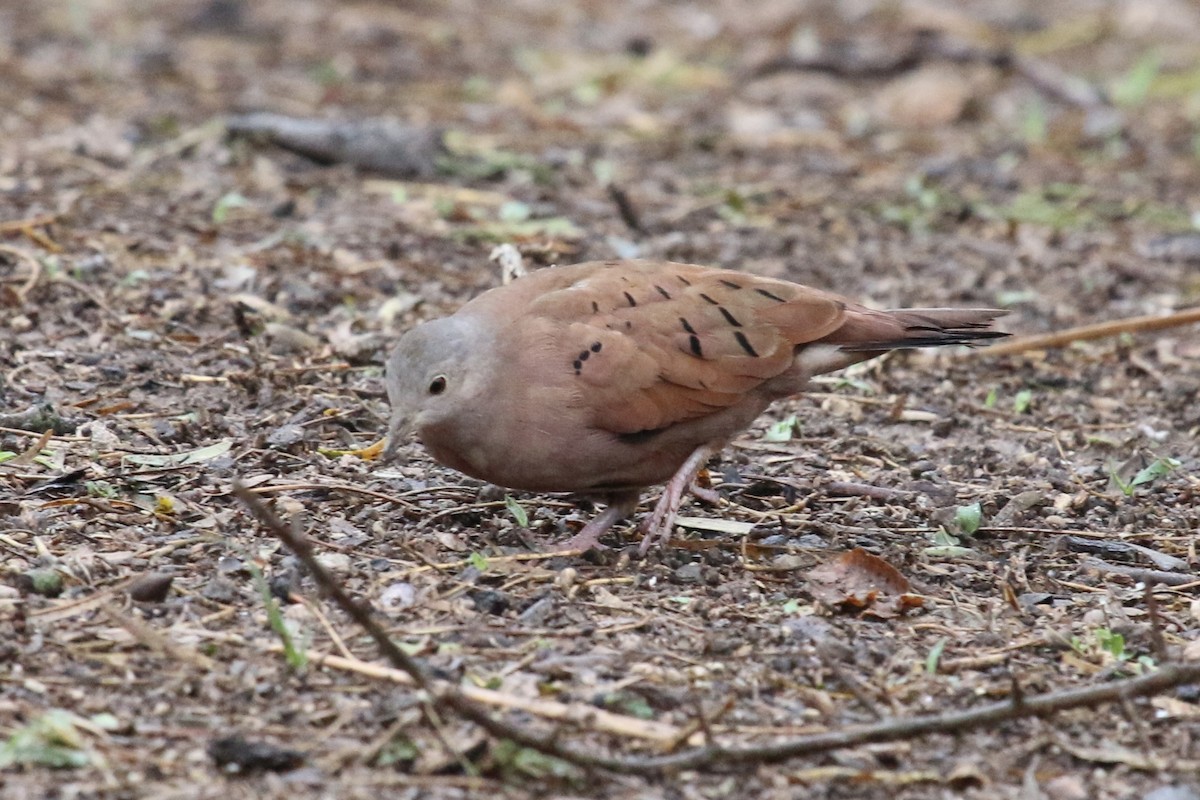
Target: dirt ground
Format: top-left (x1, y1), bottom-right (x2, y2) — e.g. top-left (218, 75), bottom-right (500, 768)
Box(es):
top-left (2, 1), bottom-right (1200, 798)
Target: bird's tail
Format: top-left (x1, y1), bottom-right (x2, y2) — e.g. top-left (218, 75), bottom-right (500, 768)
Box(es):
top-left (831, 307), bottom-right (1008, 352)
top-left (794, 306), bottom-right (1007, 377)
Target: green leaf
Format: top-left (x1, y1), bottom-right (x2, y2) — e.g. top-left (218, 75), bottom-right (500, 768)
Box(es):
top-left (504, 495), bottom-right (529, 527)
top-left (1013, 389), bottom-right (1033, 414)
top-left (375, 736), bottom-right (420, 767)
top-left (782, 598), bottom-right (801, 615)
top-left (1021, 97), bottom-right (1047, 145)
top-left (1111, 51), bottom-right (1161, 106)
top-left (212, 191), bottom-right (251, 224)
top-left (1130, 457), bottom-right (1180, 489)
top-left (983, 388), bottom-right (997, 409)
top-left (930, 527), bottom-right (960, 546)
top-left (954, 502), bottom-right (983, 536)
top-left (498, 200), bottom-right (531, 222)
top-left (926, 637), bottom-right (948, 675)
top-left (0, 710), bottom-right (95, 769)
top-left (493, 740), bottom-right (579, 780)
top-left (251, 563), bottom-right (306, 670)
top-left (1108, 465), bottom-right (1135, 497)
top-left (24, 568), bottom-right (63, 597)
top-left (0, 450), bottom-right (16, 464)
top-left (1096, 627), bottom-right (1127, 661)
top-left (124, 439), bottom-right (233, 467)
top-left (763, 415), bottom-right (800, 443)
top-left (601, 691), bottom-right (655, 720)
top-left (85, 480), bottom-right (119, 498)
top-left (469, 551), bottom-right (490, 572)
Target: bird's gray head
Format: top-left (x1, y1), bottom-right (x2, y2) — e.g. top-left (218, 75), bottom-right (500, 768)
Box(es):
top-left (383, 314), bottom-right (487, 462)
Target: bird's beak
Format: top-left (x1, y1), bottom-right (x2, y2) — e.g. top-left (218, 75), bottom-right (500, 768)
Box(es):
top-left (381, 414), bottom-right (412, 464)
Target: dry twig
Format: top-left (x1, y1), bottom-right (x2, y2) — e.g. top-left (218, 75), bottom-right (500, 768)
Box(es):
top-left (976, 307), bottom-right (1200, 357)
top-left (234, 481), bottom-right (1200, 775)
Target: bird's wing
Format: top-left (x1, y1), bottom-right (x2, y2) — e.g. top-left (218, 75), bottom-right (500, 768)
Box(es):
top-left (523, 261), bottom-right (847, 436)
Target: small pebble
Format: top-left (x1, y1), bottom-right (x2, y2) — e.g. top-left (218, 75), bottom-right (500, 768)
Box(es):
top-left (128, 572), bottom-right (174, 603)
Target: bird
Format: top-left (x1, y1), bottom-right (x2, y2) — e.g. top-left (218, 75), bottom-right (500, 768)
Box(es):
top-left (383, 259), bottom-right (1006, 553)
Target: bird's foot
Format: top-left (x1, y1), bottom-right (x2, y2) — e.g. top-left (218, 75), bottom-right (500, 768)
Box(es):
top-left (552, 526), bottom-right (612, 553)
top-left (638, 489), bottom-right (684, 555)
top-left (552, 490), bottom-right (640, 554)
top-left (638, 444), bottom-right (719, 555)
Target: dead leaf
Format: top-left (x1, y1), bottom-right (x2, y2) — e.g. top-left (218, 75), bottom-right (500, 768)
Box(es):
top-left (805, 548), bottom-right (923, 618)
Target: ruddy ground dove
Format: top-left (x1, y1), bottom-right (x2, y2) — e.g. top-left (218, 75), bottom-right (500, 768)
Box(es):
top-left (384, 260), bottom-right (1005, 553)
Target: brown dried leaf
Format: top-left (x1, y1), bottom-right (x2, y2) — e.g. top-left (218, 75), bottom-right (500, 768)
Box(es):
top-left (806, 547), bottom-right (920, 618)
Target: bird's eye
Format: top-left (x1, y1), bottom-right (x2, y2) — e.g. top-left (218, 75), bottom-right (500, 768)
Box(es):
top-left (428, 375), bottom-right (447, 395)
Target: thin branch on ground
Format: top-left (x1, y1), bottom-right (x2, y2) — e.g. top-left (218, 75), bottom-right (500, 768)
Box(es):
top-left (976, 307), bottom-right (1200, 357)
top-left (234, 481), bottom-right (1200, 776)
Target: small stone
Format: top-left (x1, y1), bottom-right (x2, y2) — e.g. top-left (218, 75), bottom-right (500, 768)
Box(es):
top-left (1144, 786), bottom-right (1200, 800)
top-left (128, 572), bottom-right (174, 603)
top-left (470, 589), bottom-right (510, 615)
top-left (1044, 774), bottom-right (1089, 800)
top-left (874, 65), bottom-right (973, 129)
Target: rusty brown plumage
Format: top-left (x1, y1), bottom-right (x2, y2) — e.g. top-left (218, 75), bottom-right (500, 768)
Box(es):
top-left (384, 260), bottom-right (1006, 553)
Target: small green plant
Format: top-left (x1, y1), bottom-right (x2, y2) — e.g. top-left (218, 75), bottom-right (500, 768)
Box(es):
top-left (1109, 456), bottom-right (1180, 497)
top-left (925, 637), bottom-right (948, 675)
top-left (212, 191), bottom-right (251, 224)
top-left (1020, 97), bottom-right (1047, 145)
top-left (880, 175), bottom-right (953, 233)
top-left (374, 736), bottom-right (419, 768)
top-left (763, 415), bottom-right (800, 443)
top-left (250, 564), bottom-right (307, 670)
top-left (492, 739), bottom-right (580, 782)
top-left (469, 551), bottom-right (490, 572)
top-left (600, 691), bottom-right (655, 720)
top-left (504, 495), bottom-right (529, 527)
top-left (0, 710), bottom-right (114, 769)
top-left (1072, 627), bottom-right (1156, 673)
top-left (1013, 389), bottom-right (1033, 414)
top-left (85, 480), bottom-right (120, 498)
top-left (1111, 51), bottom-right (1162, 106)
top-left (954, 502), bottom-right (983, 536)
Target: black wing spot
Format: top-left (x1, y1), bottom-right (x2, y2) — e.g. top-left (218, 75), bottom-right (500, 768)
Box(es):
top-left (591, 341), bottom-right (602, 352)
top-left (678, 275), bottom-right (692, 286)
top-left (625, 321), bottom-right (633, 329)
top-left (623, 291), bottom-right (637, 307)
top-left (689, 334), bottom-right (703, 357)
top-left (717, 306), bottom-right (742, 327)
top-left (655, 285), bottom-right (671, 300)
top-left (617, 426), bottom-right (668, 445)
top-left (680, 317), bottom-right (696, 334)
top-left (591, 301), bottom-right (600, 314)
top-left (733, 331), bottom-right (759, 357)
top-left (573, 359), bottom-right (583, 370)
top-left (698, 293), bottom-right (718, 305)
top-left (719, 279), bottom-right (743, 290)
top-left (755, 288), bottom-right (786, 302)
top-left (578, 350), bottom-right (590, 361)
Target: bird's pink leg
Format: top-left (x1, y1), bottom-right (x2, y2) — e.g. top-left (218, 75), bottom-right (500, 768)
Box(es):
top-left (639, 443), bottom-right (718, 554)
top-left (554, 490), bottom-right (640, 552)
